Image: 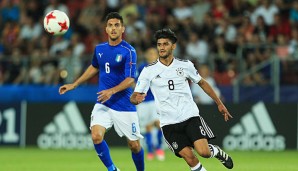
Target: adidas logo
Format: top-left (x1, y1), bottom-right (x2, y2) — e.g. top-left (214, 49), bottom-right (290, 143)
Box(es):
top-left (37, 102), bottom-right (93, 149)
top-left (223, 102), bottom-right (285, 151)
top-left (155, 75), bottom-right (161, 79)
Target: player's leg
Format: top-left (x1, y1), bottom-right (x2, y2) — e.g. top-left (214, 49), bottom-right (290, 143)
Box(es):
top-left (137, 101), bottom-right (156, 160)
top-left (179, 146), bottom-right (207, 171)
top-left (90, 104), bottom-right (119, 171)
top-left (162, 121), bottom-right (207, 171)
top-left (127, 139), bottom-right (145, 171)
top-left (209, 144), bottom-right (233, 169)
top-left (154, 120), bottom-right (165, 161)
top-left (144, 124), bottom-right (155, 160)
top-left (112, 110), bottom-right (144, 171)
top-left (189, 116), bottom-right (233, 169)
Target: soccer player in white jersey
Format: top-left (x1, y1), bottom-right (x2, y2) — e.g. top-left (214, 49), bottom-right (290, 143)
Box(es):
top-left (59, 12), bottom-right (144, 171)
top-left (131, 28), bottom-right (234, 171)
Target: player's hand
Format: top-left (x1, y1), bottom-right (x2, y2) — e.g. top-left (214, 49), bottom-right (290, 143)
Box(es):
top-left (218, 104), bottom-right (233, 122)
top-left (135, 93), bottom-right (146, 104)
top-left (97, 89), bottom-right (114, 103)
top-left (59, 84), bottom-right (76, 95)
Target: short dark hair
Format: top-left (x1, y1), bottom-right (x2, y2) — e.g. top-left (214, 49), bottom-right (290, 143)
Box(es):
top-left (105, 12), bottom-right (124, 25)
top-left (154, 28), bottom-right (177, 44)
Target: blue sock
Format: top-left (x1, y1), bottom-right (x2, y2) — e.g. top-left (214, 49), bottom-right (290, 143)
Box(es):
top-left (94, 140), bottom-right (116, 171)
top-left (156, 129), bottom-right (163, 149)
top-left (145, 132), bottom-right (153, 153)
top-left (132, 148), bottom-right (145, 171)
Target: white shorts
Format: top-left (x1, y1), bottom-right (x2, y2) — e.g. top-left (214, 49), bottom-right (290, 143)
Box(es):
top-left (136, 101), bottom-right (159, 133)
top-left (90, 103), bottom-right (143, 141)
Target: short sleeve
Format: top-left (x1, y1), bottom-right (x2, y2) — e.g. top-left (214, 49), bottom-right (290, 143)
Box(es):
top-left (187, 61), bottom-right (202, 84)
top-left (134, 67), bottom-right (150, 93)
top-left (91, 48), bottom-right (99, 68)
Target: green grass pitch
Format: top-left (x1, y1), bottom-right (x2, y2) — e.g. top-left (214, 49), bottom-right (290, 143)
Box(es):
top-left (1, 147), bottom-right (298, 171)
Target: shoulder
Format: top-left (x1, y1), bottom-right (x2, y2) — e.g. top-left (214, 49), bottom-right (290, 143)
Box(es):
top-left (95, 42), bottom-right (108, 49)
top-left (175, 58), bottom-right (193, 66)
top-left (120, 41), bottom-right (136, 53)
top-left (175, 57), bottom-right (189, 63)
top-left (145, 60), bottom-right (158, 68)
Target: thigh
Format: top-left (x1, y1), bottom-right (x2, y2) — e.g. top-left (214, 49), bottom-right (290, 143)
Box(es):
top-left (186, 116), bottom-right (215, 143)
top-left (111, 110), bottom-right (143, 141)
top-left (161, 123), bottom-right (191, 158)
top-left (90, 103), bottom-right (113, 129)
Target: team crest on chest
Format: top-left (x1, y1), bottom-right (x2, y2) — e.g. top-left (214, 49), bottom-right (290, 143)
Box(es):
top-left (115, 54), bottom-right (122, 62)
top-left (176, 68), bottom-right (184, 77)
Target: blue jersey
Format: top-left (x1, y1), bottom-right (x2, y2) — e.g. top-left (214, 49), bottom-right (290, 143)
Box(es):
top-left (137, 62), bottom-right (154, 102)
top-left (92, 40), bottom-right (137, 111)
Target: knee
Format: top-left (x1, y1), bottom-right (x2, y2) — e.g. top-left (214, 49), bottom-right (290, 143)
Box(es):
top-left (128, 140), bottom-right (141, 153)
top-left (91, 132), bottom-right (104, 144)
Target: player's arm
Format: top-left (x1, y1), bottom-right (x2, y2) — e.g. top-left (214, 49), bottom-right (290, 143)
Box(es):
top-left (198, 78), bottom-right (233, 121)
top-left (59, 65), bottom-right (98, 94)
top-left (97, 77), bottom-right (135, 103)
top-left (130, 92), bottom-right (146, 105)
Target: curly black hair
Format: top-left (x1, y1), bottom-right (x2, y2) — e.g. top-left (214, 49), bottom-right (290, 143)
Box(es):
top-left (154, 28), bottom-right (177, 44)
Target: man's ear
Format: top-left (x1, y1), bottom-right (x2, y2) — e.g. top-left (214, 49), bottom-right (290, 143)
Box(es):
top-left (172, 43), bottom-right (176, 50)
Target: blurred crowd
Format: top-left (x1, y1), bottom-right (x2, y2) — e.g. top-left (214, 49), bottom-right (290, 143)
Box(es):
top-left (0, 0), bottom-right (298, 88)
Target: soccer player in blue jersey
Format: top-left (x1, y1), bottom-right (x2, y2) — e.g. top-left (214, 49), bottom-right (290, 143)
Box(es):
top-left (136, 47), bottom-right (165, 161)
top-left (59, 12), bottom-right (145, 171)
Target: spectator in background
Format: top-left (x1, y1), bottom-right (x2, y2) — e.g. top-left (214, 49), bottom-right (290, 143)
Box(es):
top-left (4, 48), bottom-right (27, 84)
top-left (44, 0), bottom-right (69, 16)
top-left (191, 0), bottom-right (211, 26)
top-left (228, 0), bottom-right (249, 27)
top-left (24, 0), bottom-right (43, 22)
top-left (191, 64), bottom-right (221, 104)
top-left (253, 15), bottom-right (270, 43)
top-left (185, 31), bottom-right (209, 65)
top-left (0, 0), bottom-right (20, 25)
top-left (290, 1), bottom-right (298, 25)
top-left (1, 20), bottom-right (20, 54)
top-left (28, 49), bottom-right (44, 84)
top-left (251, 0), bottom-right (279, 26)
top-left (268, 13), bottom-right (291, 43)
top-left (211, 0), bottom-right (228, 24)
top-left (119, 0), bottom-right (139, 25)
top-left (59, 33), bottom-right (85, 83)
top-left (238, 16), bottom-right (255, 43)
top-left (77, 0), bottom-right (103, 33)
top-left (214, 19), bottom-right (237, 44)
top-left (172, 0), bottom-right (193, 22)
top-left (288, 28), bottom-right (298, 57)
top-left (18, 16), bottom-right (42, 42)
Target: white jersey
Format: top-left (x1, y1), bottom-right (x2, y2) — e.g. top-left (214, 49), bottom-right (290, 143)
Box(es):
top-left (134, 58), bottom-right (202, 127)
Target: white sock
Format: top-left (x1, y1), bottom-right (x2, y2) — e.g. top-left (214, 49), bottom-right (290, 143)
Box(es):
top-left (190, 163), bottom-right (207, 171)
top-left (208, 144), bottom-right (219, 158)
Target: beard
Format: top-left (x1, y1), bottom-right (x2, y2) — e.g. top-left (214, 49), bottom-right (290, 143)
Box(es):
top-left (110, 35), bottom-right (120, 41)
top-left (159, 50), bottom-right (172, 59)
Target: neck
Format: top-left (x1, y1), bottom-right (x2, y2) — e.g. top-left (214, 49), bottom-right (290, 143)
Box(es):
top-left (159, 56), bottom-right (174, 66)
top-left (109, 38), bottom-right (122, 46)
